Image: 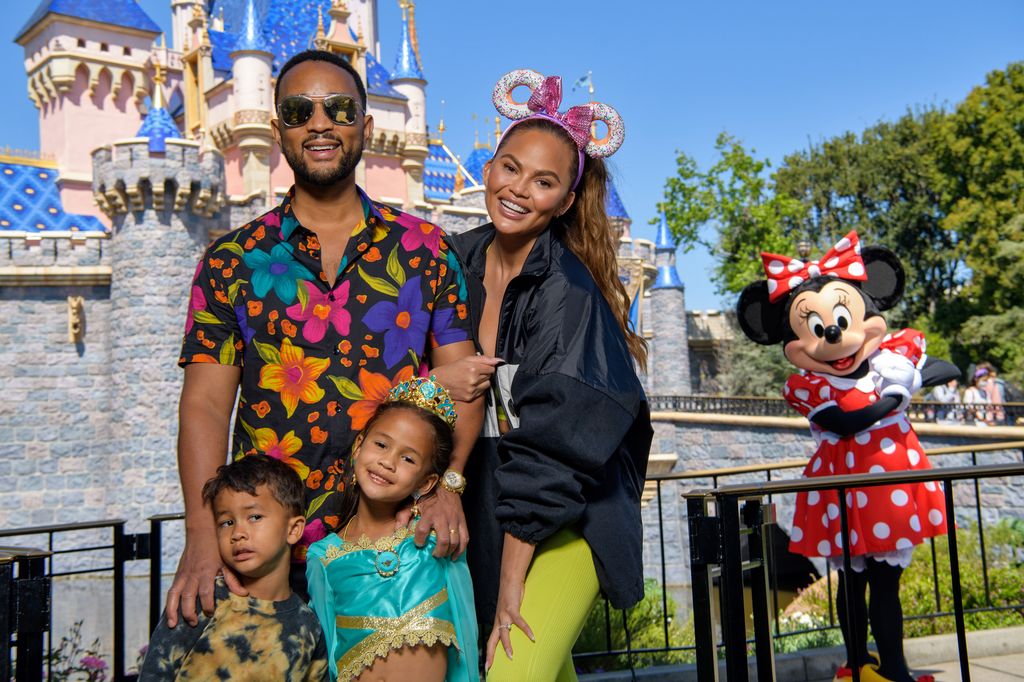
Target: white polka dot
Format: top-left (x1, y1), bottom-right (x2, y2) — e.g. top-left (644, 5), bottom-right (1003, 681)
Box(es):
top-left (896, 538), bottom-right (913, 550)
top-left (822, 513), bottom-right (830, 528)
top-left (795, 388), bottom-right (810, 401)
top-left (880, 438), bottom-right (896, 454)
top-left (827, 503), bottom-right (839, 520)
top-left (829, 462), bottom-right (835, 473)
top-left (788, 259), bottom-right (805, 273)
top-left (848, 261), bottom-right (865, 277)
top-left (818, 540), bottom-right (832, 555)
top-left (857, 491), bottom-right (868, 508)
top-left (767, 279), bottom-right (778, 294)
top-left (819, 386), bottom-right (831, 400)
top-left (783, 383), bottom-right (790, 395)
top-left (845, 451), bottom-right (855, 468)
top-left (891, 489), bottom-right (909, 506)
top-left (907, 449), bottom-right (921, 466)
top-left (899, 418), bottom-right (911, 433)
top-left (768, 259), bottom-right (785, 275)
top-left (909, 515), bottom-right (922, 532)
top-left (854, 242), bottom-right (862, 255)
top-left (913, 336), bottom-right (923, 348)
top-left (883, 333), bottom-right (893, 342)
top-left (855, 431), bottom-right (872, 445)
top-left (896, 347), bottom-right (907, 355)
top-left (808, 264), bottom-right (821, 278)
top-left (929, 509), bottom-right (944, 526)
top-left (873, 522), bottom-right (891, 539)
top-left (894, 330), bottom-right (905, 338)
top-left (807, 491), bottom-right (821, 506)
top-left (835, 237), bottom-right (852, 252)
top-left (869, 464), bottom-right (886, 474)
top-left (791, 525), bottom-right (804, 542)
top-left (924, 481), bottom-right (936, 492)
top-left (869, 394), bottom-right (877, 402)
top-left (789, 275), bottom-right (805, 289)
top-left (846, 491), bottom-right (853, 507)
top-left (824, 256), bottom-right (840, 269)
top-left (811, 456), bottom-right (822, 473)
top-left (834, 532), bottom-right (844, 548)
top-left (851, 530), bottom-right (859, 546)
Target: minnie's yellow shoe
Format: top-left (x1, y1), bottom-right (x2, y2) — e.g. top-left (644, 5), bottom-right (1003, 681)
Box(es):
top-left (833, 653), bottom-right (881, 682)
top-left (858, 666), bottom-right (935, 682)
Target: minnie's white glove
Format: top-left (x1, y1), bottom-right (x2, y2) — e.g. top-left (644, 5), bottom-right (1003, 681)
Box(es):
top-left (870, 351), bottom-right (923, 413)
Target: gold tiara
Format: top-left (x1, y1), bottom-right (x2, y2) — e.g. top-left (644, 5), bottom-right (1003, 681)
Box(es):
top-left (386, 375), bottom-right (457, 429)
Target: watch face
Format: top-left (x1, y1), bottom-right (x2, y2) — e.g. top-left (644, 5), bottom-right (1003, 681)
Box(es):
top-left (444, 471), bottom-right (464, 488)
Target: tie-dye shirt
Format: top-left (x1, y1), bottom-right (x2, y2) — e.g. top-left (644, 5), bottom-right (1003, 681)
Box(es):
top-left (140, 579), bottom-right (328, 681)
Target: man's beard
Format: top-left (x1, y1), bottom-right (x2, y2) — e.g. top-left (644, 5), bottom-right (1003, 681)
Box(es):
top-left (282, 134), bottom-right (363, 186)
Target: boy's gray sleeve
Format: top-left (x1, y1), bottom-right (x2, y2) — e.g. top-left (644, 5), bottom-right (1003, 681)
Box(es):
top-left (137, 612), bottom-right (205, 681)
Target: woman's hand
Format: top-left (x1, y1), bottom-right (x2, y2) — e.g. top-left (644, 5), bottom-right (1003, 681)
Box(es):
top-left (485, 534), bottom-right (537, 671)
top-left (486, 578), bottom-right (535, 671)
top-left (430, 355), bottom-right (502, 402)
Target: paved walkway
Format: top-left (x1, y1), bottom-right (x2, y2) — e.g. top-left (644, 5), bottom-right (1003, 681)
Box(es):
top-left (915, 653), bottom-right (1024, 681)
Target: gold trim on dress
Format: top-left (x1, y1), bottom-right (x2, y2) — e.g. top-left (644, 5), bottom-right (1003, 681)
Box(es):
top-left (334, 588), bottom-right (459, 681)
top-left (321, 527), bottom-right (414, 565)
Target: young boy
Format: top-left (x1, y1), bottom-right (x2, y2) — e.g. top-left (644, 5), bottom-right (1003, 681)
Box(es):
top-left (140, 455), bottom-right (328, 681)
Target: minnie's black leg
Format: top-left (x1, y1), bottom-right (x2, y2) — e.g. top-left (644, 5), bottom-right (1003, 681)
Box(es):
top-left (867, 559), bottom-right (914, 681)
top-left (837, 567), bottom-right (872, 668)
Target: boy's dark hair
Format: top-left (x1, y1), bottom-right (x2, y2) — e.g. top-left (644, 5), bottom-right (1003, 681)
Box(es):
top-left (202, 454), bottom-right (305, 518)
top-left (275, 49), bottom-right (367, 108)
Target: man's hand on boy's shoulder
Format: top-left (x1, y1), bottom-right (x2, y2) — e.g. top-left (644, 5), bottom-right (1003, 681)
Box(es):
top-left (396, 488), bottom-right (469, 559)
top-left (165, 534), bottom-right (245, 628)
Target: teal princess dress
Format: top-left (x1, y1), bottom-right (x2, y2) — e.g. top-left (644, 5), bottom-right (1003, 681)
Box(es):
top-left (306, 526), bottom-right (479, 681)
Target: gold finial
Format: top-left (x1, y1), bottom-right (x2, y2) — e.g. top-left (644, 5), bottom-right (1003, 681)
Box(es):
top-left (191, 1), bottom-right (203, 21)
top-left (333, 0), bottom-right (348, 8)
top-left (454, 169), bottom-right (465, 193)
top-left (159, 33), bottom-right (166, 50)
top-left (494, 116), bottom-right (502, 143)
top-left (201, 26), bottom-right (211, 47)
top-left (152, 61), bottom-right (167, 109)
top-left (407, 2), bottom-right (421, 66)
top-left (314, 6), bottom-right (328, 49)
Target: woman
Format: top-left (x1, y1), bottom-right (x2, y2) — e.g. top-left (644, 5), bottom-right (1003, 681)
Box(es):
top-left (436, 70), bottom-right (652, 681)
top-left (963, 368), bottom-right (992, 426)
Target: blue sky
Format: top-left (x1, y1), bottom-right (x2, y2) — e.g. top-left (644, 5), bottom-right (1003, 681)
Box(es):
top-left (2, 1), bottom-right (1022, 310)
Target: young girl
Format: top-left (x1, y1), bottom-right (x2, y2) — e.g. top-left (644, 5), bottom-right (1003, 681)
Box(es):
top-left (305, 376), bottom-right (478, 682)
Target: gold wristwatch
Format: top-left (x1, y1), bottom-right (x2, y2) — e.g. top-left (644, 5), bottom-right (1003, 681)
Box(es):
top-left (440, 469), bottom-right (467, 495)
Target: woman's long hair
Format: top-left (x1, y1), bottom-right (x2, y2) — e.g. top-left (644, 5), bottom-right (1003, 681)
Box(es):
top-left (498, 119), bottom-right (648, 370)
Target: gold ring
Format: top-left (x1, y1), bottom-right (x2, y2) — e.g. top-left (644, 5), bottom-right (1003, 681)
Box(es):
top-left (501, 622), bottom-right (513, 630)
top-left (449, 528), bottom-right (458, 535)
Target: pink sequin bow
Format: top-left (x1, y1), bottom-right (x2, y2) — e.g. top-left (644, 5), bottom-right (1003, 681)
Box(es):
top-left (760, 230), bottom-right (867, 302)
top-left (526, 76), bottom-right (594, 150)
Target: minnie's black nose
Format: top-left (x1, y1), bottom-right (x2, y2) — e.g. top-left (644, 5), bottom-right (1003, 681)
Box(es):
top-left (824, 325), bottom-right (843, 344)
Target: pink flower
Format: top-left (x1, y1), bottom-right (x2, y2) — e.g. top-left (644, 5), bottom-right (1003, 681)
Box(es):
top-left (301, 518), bottom-right (326, 546)
top-left (185, 285), bottom-right (207, 335)
top-left (399, 217), bottom-right (441, 257)
top-left (286, 281), bottom-right (352, 343)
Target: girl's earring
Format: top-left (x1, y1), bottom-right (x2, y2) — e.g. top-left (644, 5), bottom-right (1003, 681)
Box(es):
top-left (350, 471), bottom-right (357, 488)
top-left (410, 490), bottom-right (422, 518)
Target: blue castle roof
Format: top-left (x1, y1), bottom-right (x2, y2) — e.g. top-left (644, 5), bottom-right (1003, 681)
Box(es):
top-left (0, 161), bottom-right (106, 234)
top-left (424, 143), bottom-right (460, 201)
top-left (17, 0), bottom-right (160, 42)
top-left (234, 0), bottom-right (271, 53)
top-left (462, 147), bottom-right (491, 187)
top-left (366, 53), bottom-right (407, 100)
top-left (606, 180), bottom-right (628, 219)
top-left (136, 104), bottom-right (182, 153)
top-left (391, 9), bottom-right (423, 81)
top-left (654, 211), bottom-right (675, 249)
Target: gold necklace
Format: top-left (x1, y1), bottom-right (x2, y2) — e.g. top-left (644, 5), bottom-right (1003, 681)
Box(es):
top-left (342, 517), bottom-right (401, 578)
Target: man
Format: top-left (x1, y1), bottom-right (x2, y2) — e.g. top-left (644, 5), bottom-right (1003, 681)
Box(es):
top-left (169, 50), bottom-right (486, 627)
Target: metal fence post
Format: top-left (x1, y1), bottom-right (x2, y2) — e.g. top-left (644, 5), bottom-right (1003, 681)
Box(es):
top-left (686, 492), bottom-right (720, 682)
top-left (745, 499), bottom-right (776, 681)
top-left (0, 547), bottom-right (51, 682)
top-left (718, 493), bottom-right (748, 682)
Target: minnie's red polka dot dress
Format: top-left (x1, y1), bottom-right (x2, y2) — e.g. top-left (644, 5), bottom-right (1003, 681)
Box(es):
top-left (784, 329), bottom-right (948, 563)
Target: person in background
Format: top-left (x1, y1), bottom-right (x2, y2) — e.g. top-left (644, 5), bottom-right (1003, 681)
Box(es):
top-left (927, 377), bottom-right (961, 424)
top-left (962, 368), bottom-right (991, 426)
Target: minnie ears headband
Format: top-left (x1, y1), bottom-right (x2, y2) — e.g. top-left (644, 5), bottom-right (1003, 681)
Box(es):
top-left (760, 230), bottom-right (867, 303)
top-left (492, 69), bottom-right (625, 188)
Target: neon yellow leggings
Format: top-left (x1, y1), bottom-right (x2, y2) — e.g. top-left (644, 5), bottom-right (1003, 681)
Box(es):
top-left (486, 528), bottom-right (599, 682)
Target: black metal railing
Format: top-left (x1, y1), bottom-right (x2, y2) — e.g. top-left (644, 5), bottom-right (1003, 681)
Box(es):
top-left (685, 460), bottom-right (1024, 681)
top-left (4, 442), bottom-right (1024, 680)
top-left (0, 520), bottom-right (149, 681)
top-left (648, 395), bottom-right (1024, 425)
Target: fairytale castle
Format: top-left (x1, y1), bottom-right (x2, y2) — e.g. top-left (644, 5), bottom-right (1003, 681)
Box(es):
top-left (0, 0), bottom-right (720, 534)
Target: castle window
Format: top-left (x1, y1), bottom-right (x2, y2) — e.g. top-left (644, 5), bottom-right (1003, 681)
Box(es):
top-left (100, 43), bottom-right (109, 52)
top-left (77, 38), bottom-right (86, 48)
top-left (123, 47), bottom-right (131, 56)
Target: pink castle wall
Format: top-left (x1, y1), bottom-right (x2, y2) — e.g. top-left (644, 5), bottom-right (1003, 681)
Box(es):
top-left (364, 155), bottom-right (406, 203)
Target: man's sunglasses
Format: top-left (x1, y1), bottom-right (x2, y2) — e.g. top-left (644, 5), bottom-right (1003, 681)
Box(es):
top-left (276, 94), bottom-right (362, 128)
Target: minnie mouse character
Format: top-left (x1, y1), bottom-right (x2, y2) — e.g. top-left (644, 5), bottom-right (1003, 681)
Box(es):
top-left (737, 231), bottom-right (958, 682)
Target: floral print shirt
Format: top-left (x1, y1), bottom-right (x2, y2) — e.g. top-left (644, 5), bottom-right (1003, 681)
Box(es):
top-left (180, 187), bottom-right (471, 557)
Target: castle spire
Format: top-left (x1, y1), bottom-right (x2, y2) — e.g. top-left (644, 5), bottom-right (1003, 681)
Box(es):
top-left (235, 0), bottom-right (270, 53)
top-left (652, 212), bottom-right (683, 290)
top-left (655, 211), bottom-right (675, 250)
top-left (392, 0), bottom-right (424, 80)
top-left (136, 62), bottom-right (181, 153)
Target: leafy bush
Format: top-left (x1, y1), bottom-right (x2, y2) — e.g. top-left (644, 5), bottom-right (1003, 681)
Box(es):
top-left (573, 578), bottom-right (696, 672)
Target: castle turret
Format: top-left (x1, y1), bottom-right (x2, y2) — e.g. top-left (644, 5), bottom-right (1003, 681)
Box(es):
top-left (170, 0), bottom-right (194, 51)
top-left (389, 1), bottom-right (428, 208)
top-left (15, 0), bottom-right (160, 219)
top-left (649, 212), bottom-right (691, 395)
top-left (91, 109), bottom-right (225, 520)
top-left (230, 0), bottom-right (275, 204)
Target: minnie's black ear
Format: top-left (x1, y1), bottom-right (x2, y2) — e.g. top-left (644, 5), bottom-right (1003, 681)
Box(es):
top-left (860, 246), bottom-right (904, 311)
top-left (737, 281), bottom-right (786, 345)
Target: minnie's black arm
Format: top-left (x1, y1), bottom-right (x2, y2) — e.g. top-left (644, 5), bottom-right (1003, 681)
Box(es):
top-left (921, 357), bottom-right (960, 388)
top-left (810, 398), bottom-right (902, 438)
